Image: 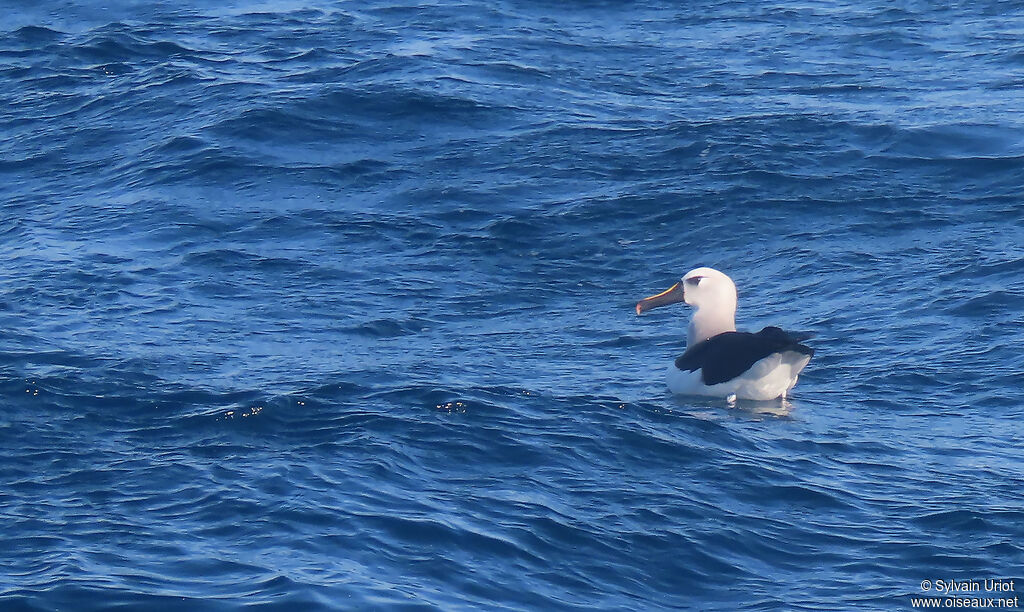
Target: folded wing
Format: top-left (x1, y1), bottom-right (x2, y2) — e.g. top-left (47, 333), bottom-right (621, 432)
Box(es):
top-left (674, 326), bottom-right (815, 386)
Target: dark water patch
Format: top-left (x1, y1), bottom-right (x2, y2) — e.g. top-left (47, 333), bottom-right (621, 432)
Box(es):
top-left (305, 85), bottom-right (514, 126)
top-left (10, 25), bottom-right (66, 42)
top-left (74, 31), bottom-right (199, 64)
top-left (949, 290), bottom-right (1021, 317)
top-left (345, 317), bottom-right (433, 338)
top-left (155, 135), bottom-right (208, 153)
top-left (210, 107), bottom-right (364, 143)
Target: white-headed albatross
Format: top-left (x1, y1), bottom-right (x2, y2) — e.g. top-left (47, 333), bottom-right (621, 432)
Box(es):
top-left (636, 267), bottom-right (813, 401)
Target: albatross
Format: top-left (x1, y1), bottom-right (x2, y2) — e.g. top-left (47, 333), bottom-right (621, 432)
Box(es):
top-left (636, 267), bottom-right (813, 401)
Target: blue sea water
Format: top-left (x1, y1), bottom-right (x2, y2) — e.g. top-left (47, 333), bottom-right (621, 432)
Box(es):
top-left (2, 1), bottom-right (1024, 609)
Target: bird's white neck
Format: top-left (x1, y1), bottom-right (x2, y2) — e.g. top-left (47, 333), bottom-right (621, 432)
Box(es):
top-left (687, 306), bottom-right (736, 348)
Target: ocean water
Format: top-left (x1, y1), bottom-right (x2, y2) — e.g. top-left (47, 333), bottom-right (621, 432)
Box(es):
top-left (2, 1), bottom-right (1023, 610)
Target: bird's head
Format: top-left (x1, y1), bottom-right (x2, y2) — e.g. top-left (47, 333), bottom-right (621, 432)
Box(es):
top-left (636, 267), bottom-right (737, 315)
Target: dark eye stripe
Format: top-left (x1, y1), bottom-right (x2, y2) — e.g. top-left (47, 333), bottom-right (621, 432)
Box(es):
top-left (685, 276), bottom-right (703, 286)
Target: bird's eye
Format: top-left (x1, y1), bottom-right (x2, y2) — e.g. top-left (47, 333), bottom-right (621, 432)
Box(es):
top-left (685, 276), bottom-right (702, 286)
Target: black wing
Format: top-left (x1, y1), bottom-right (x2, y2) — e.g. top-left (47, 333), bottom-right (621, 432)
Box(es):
top-left (674, 326), bottom-right (814, 386)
